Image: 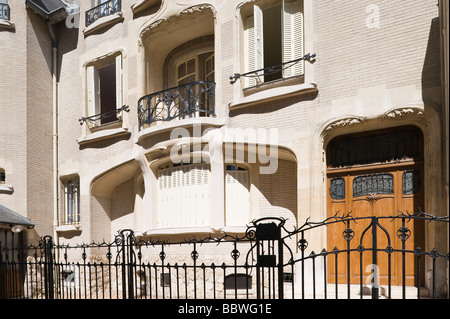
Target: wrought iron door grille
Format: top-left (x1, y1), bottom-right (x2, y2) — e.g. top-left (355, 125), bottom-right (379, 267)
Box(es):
top-left (353, 173), bottom-right (394, 197)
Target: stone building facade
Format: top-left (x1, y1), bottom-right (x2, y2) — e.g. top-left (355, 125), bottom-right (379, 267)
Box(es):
top-left (1, 0), bottom-right (448, 297)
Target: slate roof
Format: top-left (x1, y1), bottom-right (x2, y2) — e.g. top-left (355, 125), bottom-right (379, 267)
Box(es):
top-left (0, 204), bottom-right (35, 228)
top-left (27, 0), bottom-right (67, 14)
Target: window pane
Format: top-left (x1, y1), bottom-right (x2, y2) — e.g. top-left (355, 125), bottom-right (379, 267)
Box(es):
top-left (353, 173), bottom-right (393, 197)
top-left (187, 58), bottom-right (196, 75)
top-left (178, 63), bottom-right (186, 79)
top-left (402, 170), bottom-right (420, 194)
top-left (330, 177), bottom-right (345, 200)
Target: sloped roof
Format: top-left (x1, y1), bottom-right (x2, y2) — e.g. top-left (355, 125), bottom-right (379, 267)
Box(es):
top-left (27, 0), bottom-right (67, 14)
top-left (0, 204), bottom-right (35, 228)
top-left (26, 0), bottom-right (68, 23)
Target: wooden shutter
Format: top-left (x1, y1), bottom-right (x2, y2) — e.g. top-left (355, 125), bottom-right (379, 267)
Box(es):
top-left (226, 169), bottom-right (250, 226)
top-left (158, 164), bottom-right (210, 228)
top-left (115, 55), bottom-right (123, 120)
top-left (86, 65), bottom-right (100, 119)
top-left (245, 5), bottom-right (264, 87)
top-left (115, 54), bottom-right (122, 110)
top-left (283, 0), bottom-right (304, 77)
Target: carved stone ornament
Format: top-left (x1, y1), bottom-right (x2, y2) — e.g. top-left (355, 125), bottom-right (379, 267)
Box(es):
top-left (383, 107), bottom-right (424, 120)
top-left (324, 117), bottom-right (365, 131)
top-left (139, 4), bottom-right (216, 44)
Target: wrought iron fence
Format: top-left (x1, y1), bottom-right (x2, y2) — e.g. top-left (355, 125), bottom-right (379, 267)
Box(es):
top-left (0, 213), bottom-right (448, 299)
top-left (137, 81), bottom-right (215, 130)
top-left (85, 0), bottom-right (121, 27)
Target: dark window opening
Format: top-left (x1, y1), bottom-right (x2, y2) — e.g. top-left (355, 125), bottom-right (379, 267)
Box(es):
top-left (98, 63), bottom-right (117, 124)
top-left (263, 4), bottom-right (282, 82)
top-left (224, 274), bottom-right (252, 290)
top-left (327, 126), bottom-right (423, 168)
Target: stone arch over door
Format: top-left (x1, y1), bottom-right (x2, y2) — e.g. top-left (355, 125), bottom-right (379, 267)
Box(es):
top-left (325, 125), bottom-right (425, 286)
top-left (317, 105), bottom-right (445, 292)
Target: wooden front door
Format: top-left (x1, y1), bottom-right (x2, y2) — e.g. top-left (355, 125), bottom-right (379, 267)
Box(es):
top-left (326, 126), bottom-right (424, 287)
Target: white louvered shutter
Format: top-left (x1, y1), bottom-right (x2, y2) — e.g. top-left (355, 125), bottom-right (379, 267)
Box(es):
top-left (158, 164), bottom-right (210, 228)
top-left (115, 55), bottom-right (122, 114)
top-left (245, 5), bottom-right (264, 87)
top-left (245, 15), bottom-right (256, 87)
top-left (254, 5), bottom-right (264, 84)
top-left (283, 0), bottom-right (304, 78)
top-left (225, 170), bottom-right (250, 226)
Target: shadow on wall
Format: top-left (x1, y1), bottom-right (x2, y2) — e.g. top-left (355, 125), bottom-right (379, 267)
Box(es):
top-left (422, 17), bottom-right (442, 108)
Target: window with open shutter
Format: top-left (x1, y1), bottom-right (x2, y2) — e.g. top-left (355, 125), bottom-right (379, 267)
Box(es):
top-left (85, 54), bottom-right (123, 126)
top-left (244, 0), bottom-right (304, 87)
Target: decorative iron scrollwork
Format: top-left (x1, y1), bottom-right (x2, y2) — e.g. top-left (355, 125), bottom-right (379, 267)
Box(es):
top-left (191, 250), bottom-right (199, 261)
top-left (342, 228), bottom-right (354, 241)
top-left (396, 226), bottom-right (411, 242)
top-left (138, 81), bottom-right (215, 130)
top-left (85, 0), bottom-right (121, 27)
top-left (297, 238), bottom-right (308, 251)
top-left (353, 173), bottom-right (394, 198)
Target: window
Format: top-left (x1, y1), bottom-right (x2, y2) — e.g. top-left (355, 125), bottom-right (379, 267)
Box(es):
top-left (225, 165), bottom-right (250, 226)
top-left (244, 0), bottom-right (304, 86)
top-left (0, 169), bottom-right (5, 184)
top-left (352, 173), bottom-right (394, 198)
top-left (62, 177), bottom-right (80, 225)
top-left (329, 177), bottom-right (345, 200)
top-left (86, 54), bottom-right (122, 126)
top-left (0, 0), bottom-right (10, 21)
top-left (224, 274), bottom-right (252, 290)
top-left (402, 170), bottom-right (420, 195)
top-left (158, 162), bottom-right (210, 228)
top-left (174, 52), bottom-right (215, 118)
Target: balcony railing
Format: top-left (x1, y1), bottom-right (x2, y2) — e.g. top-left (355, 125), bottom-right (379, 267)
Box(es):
top-left (85, 0), bottom-right (121, 27)
top-left (79, 105), bottom-right (129, 126)
top-left (138, 81), bottom-right (215, 130)
top-left (0, 3), bottom-right (10, 21)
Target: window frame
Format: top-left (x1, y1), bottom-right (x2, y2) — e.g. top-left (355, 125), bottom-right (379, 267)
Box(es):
top-left (85, 53), bottom-right (123, 128)
top-left (242, 0), bottom-right (304, 88)
top-left (61, 177), bottom-right (81, 226)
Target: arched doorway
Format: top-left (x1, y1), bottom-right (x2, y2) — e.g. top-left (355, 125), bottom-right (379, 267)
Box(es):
top-left (326, 126), bottom-right (425, 286)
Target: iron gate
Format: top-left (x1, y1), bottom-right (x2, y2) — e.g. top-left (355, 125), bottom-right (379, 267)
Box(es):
top-left (0, 212), bottom-right (448, 299)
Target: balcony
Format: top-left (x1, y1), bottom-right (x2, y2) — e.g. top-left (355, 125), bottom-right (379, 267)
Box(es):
top-left (0, 3), bottom-right (10, 20)
top-left (138, 81), bottom-right (215, 130)
top-left (85, 0), bottom-right (121, 27)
